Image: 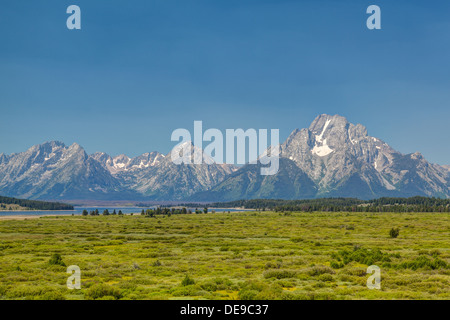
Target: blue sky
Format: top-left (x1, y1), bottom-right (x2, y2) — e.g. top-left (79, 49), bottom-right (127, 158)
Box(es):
top-left (0, 0), bottom-right (449, 165)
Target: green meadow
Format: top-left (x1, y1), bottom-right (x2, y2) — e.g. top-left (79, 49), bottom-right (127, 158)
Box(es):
top-left (0, 211), bottom-right (448, 300)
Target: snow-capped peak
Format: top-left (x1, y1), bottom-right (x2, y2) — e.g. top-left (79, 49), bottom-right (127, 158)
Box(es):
top-left (311, 118), bottom-right (334, 157)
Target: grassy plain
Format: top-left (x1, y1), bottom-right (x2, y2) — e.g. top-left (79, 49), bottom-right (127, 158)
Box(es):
top-left (0, 211), bottom-right (448, 300)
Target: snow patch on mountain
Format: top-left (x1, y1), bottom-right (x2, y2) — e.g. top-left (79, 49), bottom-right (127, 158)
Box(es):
top-left (311, 119), bottom-right (334, 157)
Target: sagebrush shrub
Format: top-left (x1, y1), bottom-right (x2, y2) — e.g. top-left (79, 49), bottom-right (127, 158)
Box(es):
top-left (181, 274), bottom-right (195, 286)
top-left (85, 284), bottom-right (122, 300)
top-left (48, 254), bottom-right (65, 267)
top-left (263, 270), bottom-right (297, 279)
top-left (389, 228), bottom-right (400, 238)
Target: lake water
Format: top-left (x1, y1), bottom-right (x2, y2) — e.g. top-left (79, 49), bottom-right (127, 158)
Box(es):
top-left (0, 207), bottom-right (250, 217)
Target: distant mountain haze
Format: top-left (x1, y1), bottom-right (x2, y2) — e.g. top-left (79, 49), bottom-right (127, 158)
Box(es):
top-left (0, 115), bottom-right (448, 201)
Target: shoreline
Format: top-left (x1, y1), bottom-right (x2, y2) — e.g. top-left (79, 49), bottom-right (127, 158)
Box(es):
top-left (0, 214), bottom-right (75, 221)
top-left (0, 209), bottom-right (75, 212)
top-left (0, 208), bottom-right (253, 220)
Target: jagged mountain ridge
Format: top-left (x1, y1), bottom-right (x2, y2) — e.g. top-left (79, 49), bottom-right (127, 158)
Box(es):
top-left (283, 114), bottom-right (448, 198)
top-left (191, 114), bottom-right (449, 200)
top-left (111, 142), bottom-right (237, 200)
top-left (0, 114), bottom-right (448, 200)
top-left (0, 141), bottom-right (136, 200)
top-left (0, 141), bottom-right (236, 200)
top-left (92, 151), bottom-right (165, 174)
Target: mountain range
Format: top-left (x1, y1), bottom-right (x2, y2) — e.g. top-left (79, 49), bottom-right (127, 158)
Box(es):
top-left (0, 114), bottom-right (448, 201)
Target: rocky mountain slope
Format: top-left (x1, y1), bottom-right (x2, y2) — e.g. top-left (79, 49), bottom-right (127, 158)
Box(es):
top-left (0, 141), bottom-right (235, 200)
top-left (0, 141), bottom-right (135, 200)
top-left (112, 143), bottom-right (236, 200)
top-left (194, 114), bottom-right (449, 200)
top-left (0, 115), bottom-right (448, 201)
